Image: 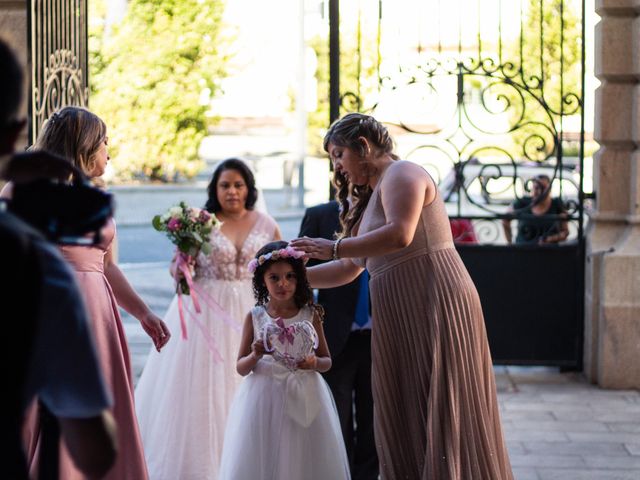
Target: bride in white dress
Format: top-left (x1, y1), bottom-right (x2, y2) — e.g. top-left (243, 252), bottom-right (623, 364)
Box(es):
top-left (135, 158), bottom-right (281, 480)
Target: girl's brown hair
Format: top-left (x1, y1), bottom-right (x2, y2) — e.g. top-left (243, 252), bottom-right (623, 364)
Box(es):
top-left (34, 106), bottom-right (107, 176)
top-left (251, 241), bottom-right (314, 309)
top-left (323, 113), bottom-right (396, 237)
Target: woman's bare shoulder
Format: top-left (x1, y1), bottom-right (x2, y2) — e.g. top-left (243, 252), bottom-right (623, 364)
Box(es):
top-left (384, 160), bottom-right (430, 184)
top-left (255, 210), bottom-right (280, 235)
top-left (255, 210), bottom-right (277, 225)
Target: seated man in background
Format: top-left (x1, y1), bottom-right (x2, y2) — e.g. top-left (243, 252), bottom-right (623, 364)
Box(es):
top-left (502, 174), bottom-right (569, 245)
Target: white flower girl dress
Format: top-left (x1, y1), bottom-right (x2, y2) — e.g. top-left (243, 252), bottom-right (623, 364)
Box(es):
top-left (218, 305), bottom-right (351, 479)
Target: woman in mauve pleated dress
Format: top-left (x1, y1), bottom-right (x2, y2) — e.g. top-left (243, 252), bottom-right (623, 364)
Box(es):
top-left (291, 113), bottom-right (513, 480)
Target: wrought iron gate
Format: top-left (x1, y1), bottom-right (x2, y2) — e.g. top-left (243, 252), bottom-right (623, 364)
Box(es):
top-left (28, 0), bottom-right (88, 143)
top-left (329, 0), bottom-right (587, 368)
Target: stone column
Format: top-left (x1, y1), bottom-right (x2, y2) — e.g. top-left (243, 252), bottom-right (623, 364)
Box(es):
top-left (586, 0), bottom-right (640, 388)
top-left (0, 0), bottom-right (28, 150)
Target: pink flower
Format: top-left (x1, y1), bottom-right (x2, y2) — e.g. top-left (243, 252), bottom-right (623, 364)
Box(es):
top-left (284, 246), bottom-right (305, 259)
top-left (247, 259), bottom-right (259, 273)
top-left (188, 208), bottom-right (200, 221)
top-left (167, 218), bottom-right (182, 232)
top-left (198, 209), bottom-right (211, 223)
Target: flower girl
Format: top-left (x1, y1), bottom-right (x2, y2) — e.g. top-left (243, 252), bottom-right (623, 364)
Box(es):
top-left (218, 241), bottom-right (350, 479)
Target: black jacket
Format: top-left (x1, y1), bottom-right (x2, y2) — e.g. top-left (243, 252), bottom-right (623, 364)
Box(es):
top-left (298, 201), bottom-right (363, 358)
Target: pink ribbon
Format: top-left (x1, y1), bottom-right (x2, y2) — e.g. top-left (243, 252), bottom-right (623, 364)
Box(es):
top-left (175, 252), bottom-right (201, 339)
top-left (173, 251), bottom-right (241, 363)
top-left (181, 300), bottom-right (224, 362)
top-left (189, 282), bottom-right (242, 333)
top-left (276, 317), bottom-right (295, 346)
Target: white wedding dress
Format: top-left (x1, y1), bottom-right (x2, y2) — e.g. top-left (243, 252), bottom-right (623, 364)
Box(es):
top-left (135, 212), bottom-right (279, 480)
top-left (218, 305), bottom-right (351, 480)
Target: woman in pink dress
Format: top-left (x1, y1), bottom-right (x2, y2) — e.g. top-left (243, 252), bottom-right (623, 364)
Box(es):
top-left (25, 106), bottom-right (171, 479)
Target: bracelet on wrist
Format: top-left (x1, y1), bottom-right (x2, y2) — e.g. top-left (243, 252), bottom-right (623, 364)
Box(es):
top-left (332, 237), bottom-right (343, 260)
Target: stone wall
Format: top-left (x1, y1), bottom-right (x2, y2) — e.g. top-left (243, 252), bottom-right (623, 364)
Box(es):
top-left (0, 0), bottom-right (28, 150)
top-left (587, 0), bottom-right (640, 388)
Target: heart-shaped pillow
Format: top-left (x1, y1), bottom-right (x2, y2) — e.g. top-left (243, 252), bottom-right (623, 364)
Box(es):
top-left (262, 318), bottom-right (318, 370)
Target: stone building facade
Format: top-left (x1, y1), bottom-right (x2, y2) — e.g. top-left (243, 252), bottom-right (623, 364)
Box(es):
top-left (586, 0), bottom-right (640, 388)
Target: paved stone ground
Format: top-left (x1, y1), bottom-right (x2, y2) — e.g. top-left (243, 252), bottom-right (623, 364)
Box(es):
top-left (120, 262), bottom-right (640, 480)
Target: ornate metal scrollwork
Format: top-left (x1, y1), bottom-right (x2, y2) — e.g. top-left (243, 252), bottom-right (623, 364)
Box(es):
top-left (30, 0), bottom-right (88, 143)
top-left (33, 50), bottom-right (87, 133)
top-left (334, 0), bottom-right (586, 245)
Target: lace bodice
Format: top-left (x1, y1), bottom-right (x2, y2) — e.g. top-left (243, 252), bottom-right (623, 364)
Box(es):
top-left (195, 212), bottom-right (277, 282)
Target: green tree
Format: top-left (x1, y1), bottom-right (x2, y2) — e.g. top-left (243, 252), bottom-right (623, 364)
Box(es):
top-left (307, 29), bottom-right (378, 156)
top-left (505, 0), bottom-right (582, 162)
top-left (91, 0), bottom-right (229, 181)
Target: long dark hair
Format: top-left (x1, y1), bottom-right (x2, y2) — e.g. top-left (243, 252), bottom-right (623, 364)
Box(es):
top-left (251, 241), bottom-right (313, 309)
top-left (323, 113), bottom-right (396, 237)
top-left (204, 158), bottom-right (258, 213)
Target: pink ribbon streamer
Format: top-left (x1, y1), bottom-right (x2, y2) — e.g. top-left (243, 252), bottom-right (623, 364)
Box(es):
top-left (182, 301), bottom-right (224, 363)
top-left (175, 252), bottom-right (201, 339)
top-left (190, 282), bottom-right (242, 333)
top-left (173, 251), bottom-right (241, 362)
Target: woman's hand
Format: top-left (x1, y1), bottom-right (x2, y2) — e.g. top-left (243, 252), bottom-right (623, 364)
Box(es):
top-left (139, 312), bottom-right (171, 352)
top-left (290, 236), bottom-right (335, 260)
top-left (170, 252), bottom-right (196, 281)
top-left (251, 339), bottom-right (268, 360)
top-left (297, 353), bottom-right (318, 370)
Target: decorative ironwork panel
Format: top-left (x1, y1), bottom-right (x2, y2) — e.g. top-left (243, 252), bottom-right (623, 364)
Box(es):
top-left (332, 0), bottom-right (587, 245)
top-left (29, 0), bottom-right (88, 143)
top-left (328, 0), bottom-right (587, 368)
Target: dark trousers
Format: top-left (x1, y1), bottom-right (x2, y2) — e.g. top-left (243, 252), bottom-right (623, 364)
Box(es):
top-left (323, 330), bottom-right (378, 480)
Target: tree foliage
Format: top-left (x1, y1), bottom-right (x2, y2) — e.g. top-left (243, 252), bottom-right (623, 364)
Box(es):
top-left (307, 31), bottom-right (378, 156)
top-left (90, 0), bottom-right (229, 181)
top-left (505, 0), bottom-right (582, 161)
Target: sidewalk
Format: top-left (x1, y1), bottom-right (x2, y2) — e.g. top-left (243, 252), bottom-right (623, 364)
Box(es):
top-left (121, 262), bottom-right (640, 480)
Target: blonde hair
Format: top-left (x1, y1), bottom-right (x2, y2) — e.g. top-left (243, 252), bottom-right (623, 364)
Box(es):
top-left (34, 106), bottom-right (107, 176)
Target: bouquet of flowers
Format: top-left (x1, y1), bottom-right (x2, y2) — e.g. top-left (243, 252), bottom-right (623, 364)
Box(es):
top-left (152, 201), bottom-right (220, 295)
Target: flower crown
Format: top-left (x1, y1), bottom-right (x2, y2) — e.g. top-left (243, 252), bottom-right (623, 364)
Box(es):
top-left (248, 245), bottom-right (305, 273)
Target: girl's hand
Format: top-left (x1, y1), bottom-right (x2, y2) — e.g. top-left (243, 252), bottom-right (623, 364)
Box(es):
top-left (139, 312), bottom-right (171, 352)
top-left (251, 339), bottom-right (268, 359)
top-left (297, 353), bottom-right (318, 370)
top-left (290, 237), bottom-right (335, 261)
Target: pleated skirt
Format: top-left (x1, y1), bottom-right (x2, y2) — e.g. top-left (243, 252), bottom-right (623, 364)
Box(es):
top-left (369, 247), bottom-right (513, 480)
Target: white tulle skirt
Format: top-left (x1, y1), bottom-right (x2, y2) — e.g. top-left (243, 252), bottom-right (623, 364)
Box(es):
top-left (218, 359), bottom-right (351, 480)
top-left (135, 277), bottom-right (252, 480)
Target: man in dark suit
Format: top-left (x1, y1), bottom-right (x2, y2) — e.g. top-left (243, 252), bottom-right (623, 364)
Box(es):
top-left (299, 200), bottom-right (378, 480)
